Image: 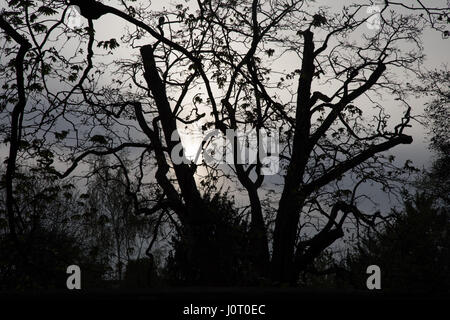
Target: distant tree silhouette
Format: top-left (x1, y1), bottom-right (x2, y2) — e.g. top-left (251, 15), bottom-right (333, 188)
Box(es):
top-left (84, 155), bottom-right (157, 280)
top-left (0, 168), bottom-right (108, 289)
top-left (414, 69), bottom-right (450, 205)
top-left (345, 193), bottom-right (449, 292)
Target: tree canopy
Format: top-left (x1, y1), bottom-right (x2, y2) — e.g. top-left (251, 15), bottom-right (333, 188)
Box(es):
top-left (0, 0), bottom-right (448, 286)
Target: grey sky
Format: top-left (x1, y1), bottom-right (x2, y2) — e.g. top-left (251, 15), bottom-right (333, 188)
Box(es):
top-left (1, 0), bottom-right (448, 213)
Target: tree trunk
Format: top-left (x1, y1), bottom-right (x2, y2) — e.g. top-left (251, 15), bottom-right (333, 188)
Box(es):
top-left (271, 191), bottom-right (306, 283)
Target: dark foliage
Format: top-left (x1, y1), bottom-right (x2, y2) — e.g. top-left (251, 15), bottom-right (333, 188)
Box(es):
top-left (165, 193), bottom-right (260, 286)
top-left (0, 227), bottom-right (107, 290)
top-left (345, 193), bottom-right (450, 292)
top-left (123, 258), bottom-right (160, 288)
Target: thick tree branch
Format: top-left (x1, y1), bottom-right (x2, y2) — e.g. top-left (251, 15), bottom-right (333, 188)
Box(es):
top-left (140, 45), bottom-right (202, 212)
top-left (304, 134), bottom-right (413, 193)
top-left (309, 61), bottom-right (387, 148)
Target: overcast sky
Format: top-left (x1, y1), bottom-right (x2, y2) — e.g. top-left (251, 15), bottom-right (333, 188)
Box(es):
top-left (1, 0), bottom-right (448, 214)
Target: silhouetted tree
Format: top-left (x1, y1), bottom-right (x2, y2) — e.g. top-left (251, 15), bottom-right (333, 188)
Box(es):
top-left (84, 155), bottom-right (157, 280)
top-left (1, 0), bottom-right (448, 286)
